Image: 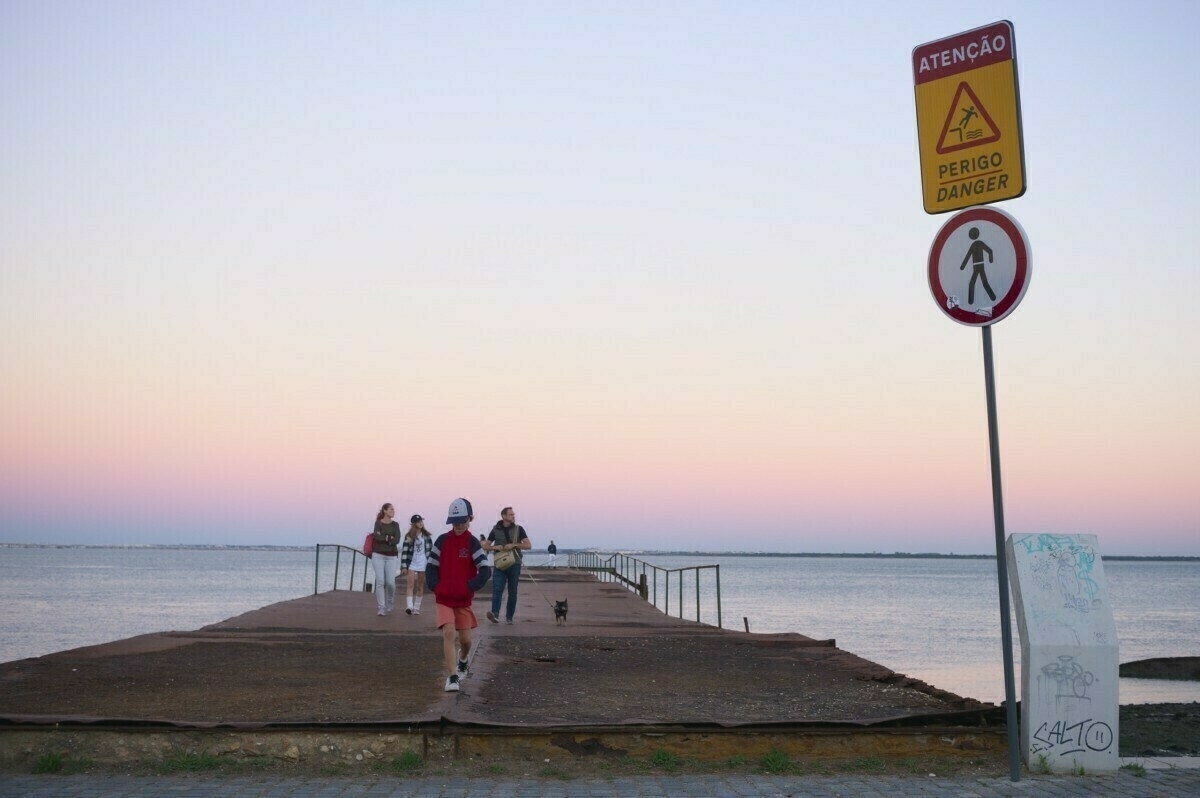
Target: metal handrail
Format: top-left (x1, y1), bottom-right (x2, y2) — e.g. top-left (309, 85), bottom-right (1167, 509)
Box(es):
top-left (569, 551), bottom-right (722, 628)
top-left (313, 543), bottom-right (372, 594)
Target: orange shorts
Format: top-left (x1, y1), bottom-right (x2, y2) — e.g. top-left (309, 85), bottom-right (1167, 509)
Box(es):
top-left (436, 604), bottom-right (478, 631)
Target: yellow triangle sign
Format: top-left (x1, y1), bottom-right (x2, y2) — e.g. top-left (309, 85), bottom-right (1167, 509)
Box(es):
top-left (935, 81), bottom-right (1001, 154)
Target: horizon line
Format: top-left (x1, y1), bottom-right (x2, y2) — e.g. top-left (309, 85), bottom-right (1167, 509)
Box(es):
top-left (1, 542), bottom-right (1197, 561)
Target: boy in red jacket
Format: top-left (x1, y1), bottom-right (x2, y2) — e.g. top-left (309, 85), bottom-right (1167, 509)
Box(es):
top-left (425, 497), bottom-right (491, 692)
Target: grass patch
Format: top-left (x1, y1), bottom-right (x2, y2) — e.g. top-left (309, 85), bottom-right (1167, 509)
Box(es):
top-left (391, 751), bottom-right (423, 773)
top-left (649, 748), bottom-right (681, 772)
top-left (759, 747), bottom-right (792, 774)
top-left (538, 765), bottom-right (575, 780)
top-left (725, 754), bottom-right (746, 769)
top-left (839, 756), bottom-right (885, 772)
top-left (614, 754), bottom-right (650, 773)
top-left (160, 751), bottom-right (222, 773)
top-left (1120, 762), bottom-right (1147, 777)
top-left (485, 763), bottom-right (506, 775)
top-left (32, 753), bottom-right (62, 774)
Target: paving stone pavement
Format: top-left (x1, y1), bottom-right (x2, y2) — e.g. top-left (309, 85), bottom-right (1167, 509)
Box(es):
top-left (3, 770), bottom-right (1200, 797)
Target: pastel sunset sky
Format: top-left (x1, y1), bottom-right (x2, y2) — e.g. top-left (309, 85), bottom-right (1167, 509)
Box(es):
top-left (2, 1), bottom-right (1197, 555)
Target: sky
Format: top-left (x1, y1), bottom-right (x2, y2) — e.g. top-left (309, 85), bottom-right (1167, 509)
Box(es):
top-left (2, 1), bottom-right (1197, 555)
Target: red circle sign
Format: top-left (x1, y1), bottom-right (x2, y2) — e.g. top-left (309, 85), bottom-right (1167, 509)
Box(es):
top-left (928, 206), bottom-right (1031, 326)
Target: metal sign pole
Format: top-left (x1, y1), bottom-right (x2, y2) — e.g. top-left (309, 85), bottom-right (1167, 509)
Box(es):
top-left (982, 324), bottom-right (1021, 781)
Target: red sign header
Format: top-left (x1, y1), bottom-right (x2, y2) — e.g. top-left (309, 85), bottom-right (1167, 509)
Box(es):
top-left (912, 20), bottom-right (1014, 85)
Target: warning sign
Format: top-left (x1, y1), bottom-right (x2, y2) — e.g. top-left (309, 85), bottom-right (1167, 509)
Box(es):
top-left (928, 206), bottom-right (1031, 326)
top-left (936, 82), bottom-right (1000, 154)
top-left (913, 21), bottom-right (1026, 214)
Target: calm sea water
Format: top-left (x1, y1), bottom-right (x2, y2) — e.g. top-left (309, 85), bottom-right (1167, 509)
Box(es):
top-left (0, 546), bottom-right (317, 665)
top-left (1, 547), bottom-right (1196, 706)
top-left (636, 554), bottom-right (1200, 706)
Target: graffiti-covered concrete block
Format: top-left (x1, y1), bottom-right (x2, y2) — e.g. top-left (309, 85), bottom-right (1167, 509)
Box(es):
top-left (1006, 533), bottom-right (1119, 773)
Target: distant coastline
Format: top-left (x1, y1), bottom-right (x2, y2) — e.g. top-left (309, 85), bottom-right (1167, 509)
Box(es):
top-left (1, 543), bottom-right (1196, 561)
top-left (0, 543), bottom-right (312, 552)
top-left (612, 551), bottom-right (1200, 562)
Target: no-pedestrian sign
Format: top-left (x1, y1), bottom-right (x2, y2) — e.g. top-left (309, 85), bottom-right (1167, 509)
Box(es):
top-left (928, 206), bottom-right (1031, 326)
top-left (913, 21), bottom-right (1026, 214)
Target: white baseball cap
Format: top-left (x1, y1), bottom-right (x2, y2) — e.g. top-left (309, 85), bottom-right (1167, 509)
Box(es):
top-left (445, 497), bottom-right (474, 524)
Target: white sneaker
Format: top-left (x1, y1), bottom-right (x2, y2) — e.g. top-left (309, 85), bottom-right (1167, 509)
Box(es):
top-left (457, 659), bottom-right (469, 680)
top-left (377, 609), bottom-right (386, 616)
top-left (444, 674), bottom-right (460, 692)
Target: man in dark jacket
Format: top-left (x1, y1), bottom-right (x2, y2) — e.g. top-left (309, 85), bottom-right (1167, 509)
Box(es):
top-left (483, 506), bottom-right (531, 624)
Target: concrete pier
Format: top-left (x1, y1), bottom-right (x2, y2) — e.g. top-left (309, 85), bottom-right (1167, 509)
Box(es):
top-left (0, 569), bottom-right (1003, 769)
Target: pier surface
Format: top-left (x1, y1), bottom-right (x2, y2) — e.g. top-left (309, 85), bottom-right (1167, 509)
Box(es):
top-left (0, 569), bottom-right (987, 729)
top-left (4, 568), bottom-right (1199, 794)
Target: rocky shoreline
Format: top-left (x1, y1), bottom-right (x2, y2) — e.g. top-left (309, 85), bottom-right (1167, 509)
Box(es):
top-left (1121, 656), bottom-right (1200, 681)
top-left (1121, 702), bottom-right (1200, 757)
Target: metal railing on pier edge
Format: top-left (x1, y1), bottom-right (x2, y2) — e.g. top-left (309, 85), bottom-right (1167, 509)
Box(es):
top-left (312, 544), bottom-right (372, 594)
top-left (569, 551), bottom-right (722, 629)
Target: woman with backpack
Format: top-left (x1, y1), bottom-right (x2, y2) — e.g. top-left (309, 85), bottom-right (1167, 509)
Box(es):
top-left (370, 503), bottom-right (401, 616)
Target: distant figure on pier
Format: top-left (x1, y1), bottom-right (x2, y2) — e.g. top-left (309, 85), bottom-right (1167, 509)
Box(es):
top-left (485, 506), bottom-right (531, 625)
top-left (370, 503), bottom-right (401, 616)
top-left (426, 497), bottom-right (490, 692)
top-left (547, 540), bottom-right (558, 567)
top-left (479, 533), bottom-right (492, 567)
top-left (401, 514), bottom-right (432, 615)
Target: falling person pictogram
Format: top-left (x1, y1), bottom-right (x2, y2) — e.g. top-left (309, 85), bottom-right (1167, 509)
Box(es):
top-left (959, 227), bottom-right (996, 305)
top-left (953, 104), bottom-right (982, 141)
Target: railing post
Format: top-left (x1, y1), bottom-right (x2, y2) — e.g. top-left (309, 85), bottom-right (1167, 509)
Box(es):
top-left (695, 568), bottom-right (700, 623)
top-left (334, 547), bottom-right (342, 591)
top-left (716, 564), bottom-right (722, 629)
top-left (313, 544), bottom-right (320, 595)
top-left (665, 571), bottom-right (670, 616)
top-left (638, 572), bottom-right (648, 600)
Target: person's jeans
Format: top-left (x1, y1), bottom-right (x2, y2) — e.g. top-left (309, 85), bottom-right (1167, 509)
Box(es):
top-left (372, 555), bottom-right (397, 610)
top-left (491, 562), bottom-right (521, 620)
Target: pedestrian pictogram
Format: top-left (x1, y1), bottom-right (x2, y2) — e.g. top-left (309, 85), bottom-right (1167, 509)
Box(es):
top-left (913, 21), bottom-right (1026, 213)
top-left (936, 82), bottom-right (1001, 154)
top-left (928, 206), bottom-right (1030, 326)
top-left (960, 226), bottom-right (996, 305)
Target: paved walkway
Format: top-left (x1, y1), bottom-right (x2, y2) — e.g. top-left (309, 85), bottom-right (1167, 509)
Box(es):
top-left (3, 769), bottom-right (1200, 797)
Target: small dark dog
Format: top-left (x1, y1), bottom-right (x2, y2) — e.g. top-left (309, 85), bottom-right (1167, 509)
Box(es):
top-left (553, 599), bottom-right (568, 625)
